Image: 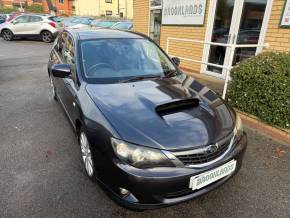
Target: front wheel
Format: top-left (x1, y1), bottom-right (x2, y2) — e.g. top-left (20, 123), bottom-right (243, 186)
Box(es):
top-left (79, 129), bottom-right (97, 182)
top-left (41, 31), bottom-right (53, 43)
top-left (2, 29), bottom-right (13, 41)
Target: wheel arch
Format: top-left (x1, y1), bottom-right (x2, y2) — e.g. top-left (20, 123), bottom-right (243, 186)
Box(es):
top-left (0, 28), bottom-right (12, 36)
top-left (40, 29), bottom-right (52, 35)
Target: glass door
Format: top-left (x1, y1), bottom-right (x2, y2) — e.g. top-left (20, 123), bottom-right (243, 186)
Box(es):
top-left (233, 0), bottom-right (267, 65)
top-left (204, 0), bottom-right (269, 78)
top-left (149, 0), bottom-right (162, 44)
top-left (149, 9), bottom-right (162, 44)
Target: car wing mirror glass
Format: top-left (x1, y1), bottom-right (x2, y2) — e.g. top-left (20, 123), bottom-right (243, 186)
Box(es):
top-left (52, 64), bottom-right (71, 78)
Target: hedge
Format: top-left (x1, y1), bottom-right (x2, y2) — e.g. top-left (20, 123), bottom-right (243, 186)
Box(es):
top-left (26, 4), bottom-right (44, 13)
top-left (0, 7), bottom-right (16, 14)
top-left (227, 52), bottom-right (290, 129)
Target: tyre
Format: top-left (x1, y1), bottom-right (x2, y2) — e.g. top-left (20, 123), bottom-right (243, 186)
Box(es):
top-left (49, 76), bottom-right (57, 101)
top-left (78, 128), bottom-right (97, 182)
top-left (2, 29), bottom-right (13, 41)
top-left (41, 31), bottom-right (53, 43)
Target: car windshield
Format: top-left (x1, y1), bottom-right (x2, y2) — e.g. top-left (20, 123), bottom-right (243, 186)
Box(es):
top-left (92, 21), bottom-right (116, 27)
top-left (111, 22), bottom-right (132, 30)
top-left (80, 38), bottom-right (176, 83)
top-left (71, 18), bottom-right (91, 24)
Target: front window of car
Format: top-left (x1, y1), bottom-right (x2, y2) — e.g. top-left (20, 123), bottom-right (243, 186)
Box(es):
top-left (14, 15), bottom-right (29, 23)
top-left (80, 38), bottom-right (176, 83)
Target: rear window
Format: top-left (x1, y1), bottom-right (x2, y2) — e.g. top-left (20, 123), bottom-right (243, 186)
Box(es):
top-left (49, 16), bottom-right (62, 23)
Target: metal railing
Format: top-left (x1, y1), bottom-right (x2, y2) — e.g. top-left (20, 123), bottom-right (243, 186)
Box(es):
top-left (166, 37), bottom-right (269, 99)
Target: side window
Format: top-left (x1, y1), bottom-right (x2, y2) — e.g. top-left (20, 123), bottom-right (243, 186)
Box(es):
top-left (63, 36), bottom-right (75, 65)
top-left (63, 35), bottom-right (76, 81)
top-left (15, 15), bottom-right (29, 23)
top-left (29, 16), bottom-right (42, 23)
top-left (56, 32), bottom-right (68, 56)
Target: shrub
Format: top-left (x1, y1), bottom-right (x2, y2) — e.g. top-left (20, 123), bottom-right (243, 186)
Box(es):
top-left (26, 4), bottom-right (43, 13)
top-left (0, 7), bottom-right (16, 14)
top-left (227, 52), bottom-right (290, 129)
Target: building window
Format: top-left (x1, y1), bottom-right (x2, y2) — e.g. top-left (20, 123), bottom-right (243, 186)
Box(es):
top-left (106, 10), bottom-right (112, 16)
top-left (150, 0), bottom-right (161, 8)
top-left (105, 0), bottom-right (112, 3)
top-left (58, 10), bottom-right (65, 14)
top-left (59, 0), bottom-right (64, 4)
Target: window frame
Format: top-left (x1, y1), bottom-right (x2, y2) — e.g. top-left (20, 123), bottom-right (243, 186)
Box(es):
top-left (29, 15), bottom-right (43, 23)
top-left (106, 10), bottom-right (113, 16)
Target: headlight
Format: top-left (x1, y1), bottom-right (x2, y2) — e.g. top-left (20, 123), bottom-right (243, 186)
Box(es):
top-left (234, 114), bottom-right (244, 141)
top-left (111, 138), bottom-right (174, 169)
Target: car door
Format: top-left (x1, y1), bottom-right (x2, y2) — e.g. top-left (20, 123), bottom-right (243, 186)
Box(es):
top-left (10, 15), bottom-right (30, 35)
top-left (60, 34), bottom-right (79, 125)
top-left (26, 15), bottom-right (43, 34)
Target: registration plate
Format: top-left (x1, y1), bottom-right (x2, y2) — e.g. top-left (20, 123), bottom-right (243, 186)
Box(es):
top-left (189, 160), bottom-right (237, 191)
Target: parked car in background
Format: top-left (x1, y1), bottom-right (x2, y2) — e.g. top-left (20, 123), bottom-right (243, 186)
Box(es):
top-left (48, 28), bottom-right (247, 210)
top-left (63, 17), bottom-right (93, 28)
top-left (0, 16), bottom-right (5, 24)
top-left (90, 20), bottom-right (118, 28)
top-left (0, 14), bottom-right (13, 21)
top-left (111, 21), bottom-right (133, 30)
top-left (0, 14), bottom-right (61, 42)
top-left (6, 12), bottom-right (23, 22)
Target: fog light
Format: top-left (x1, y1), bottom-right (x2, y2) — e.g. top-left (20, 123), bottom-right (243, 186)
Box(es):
top-left (119, 188), bottom-right (129, 196)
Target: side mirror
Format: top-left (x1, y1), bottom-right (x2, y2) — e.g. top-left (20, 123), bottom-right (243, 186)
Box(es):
top-left (12, 20), bottom-right (18, 25)
top-left (52, 64), bottom-right (71, 78)
top-left (172, 57), bottom-right (181, 66)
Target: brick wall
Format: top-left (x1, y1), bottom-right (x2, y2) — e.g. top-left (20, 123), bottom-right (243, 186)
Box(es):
top-left (133, 0), bottom-right (290, 74)
top-left (133, 0), bottom-right (149, 35)
top-left (133, 0), bottom-right (209, 73)
top-left (265, 0), bottom-right (290, 52)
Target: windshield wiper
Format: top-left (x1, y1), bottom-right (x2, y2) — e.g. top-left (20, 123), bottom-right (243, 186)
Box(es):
top-left (163, 69), bottom-right (178, 78)
top-left (118, 75), bottom-right (161, 83)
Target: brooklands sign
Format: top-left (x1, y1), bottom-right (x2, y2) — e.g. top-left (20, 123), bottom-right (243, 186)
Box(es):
top-left (162, 0), bottom-right (207, 25)
top-left (280, 0), bottom-right (290, 28)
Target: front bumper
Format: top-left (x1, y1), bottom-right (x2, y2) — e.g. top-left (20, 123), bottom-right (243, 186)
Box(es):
top-left (99, 133), bottom-right (247, 210)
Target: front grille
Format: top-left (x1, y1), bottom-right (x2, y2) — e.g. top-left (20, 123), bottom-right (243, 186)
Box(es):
top-left (174, 139), bottom-right (233, 166)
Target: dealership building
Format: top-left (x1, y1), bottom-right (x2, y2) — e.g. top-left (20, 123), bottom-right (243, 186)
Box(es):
top-left (133, 0), bottom-right (290, 79)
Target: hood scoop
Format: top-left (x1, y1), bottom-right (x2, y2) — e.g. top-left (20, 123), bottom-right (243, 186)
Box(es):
top-left (155, 98), bottom-right (200, 117)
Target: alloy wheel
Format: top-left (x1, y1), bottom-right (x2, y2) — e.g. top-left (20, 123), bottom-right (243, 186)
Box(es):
top-left (42, 31), bottom-right (52, 43)
top-left (3, 30), bottom-right (13, 41)
top-left (80, 132), bottom-right (94, 176)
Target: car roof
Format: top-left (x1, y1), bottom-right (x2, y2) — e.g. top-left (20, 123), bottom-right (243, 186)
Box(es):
top-left (68, 29), bottom-right (144, 40)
